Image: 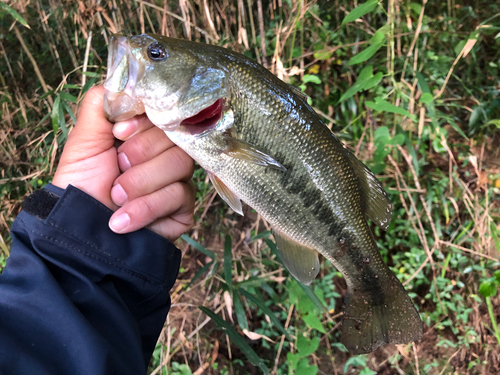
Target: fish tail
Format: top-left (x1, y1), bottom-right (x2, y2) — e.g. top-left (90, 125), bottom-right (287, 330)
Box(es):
top-left (340, 273), bottom-right (423, 354)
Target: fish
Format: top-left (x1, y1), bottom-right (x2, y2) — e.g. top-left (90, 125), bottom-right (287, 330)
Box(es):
top-left (103, 33), bottom-right (423, 354)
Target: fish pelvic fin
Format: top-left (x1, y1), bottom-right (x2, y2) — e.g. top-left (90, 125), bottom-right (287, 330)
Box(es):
top-left (341, 273), bottom-right (423, 354)
top-left (346, 151), bottom-right (393, 231)
top-left (207, 172), bottom-right (243, 215)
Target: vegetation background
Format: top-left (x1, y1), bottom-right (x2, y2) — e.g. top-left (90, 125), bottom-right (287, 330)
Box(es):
top-left (1, 0), bottom-right (500, 374)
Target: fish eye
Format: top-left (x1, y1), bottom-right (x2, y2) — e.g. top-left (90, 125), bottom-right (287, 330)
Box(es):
top-left (147, 43), bottom-right (168, 61)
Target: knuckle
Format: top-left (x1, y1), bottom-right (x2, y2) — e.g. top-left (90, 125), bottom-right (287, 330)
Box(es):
top-left (168, 147), bottom-right (194, 177)
top-left (175, 182), bottom-right (196, 213)
top-left (126, 133), bottom-right (154, 162)
top-left (83, 86), bottom-right (104, 106)
top-left (138, 195), bottom-right (157, 218)
top-left (120, 168), bottom-right (147, 196)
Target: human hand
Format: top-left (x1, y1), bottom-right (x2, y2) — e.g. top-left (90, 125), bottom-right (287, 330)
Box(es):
top-left (52, 85), bottom-right (195, 241)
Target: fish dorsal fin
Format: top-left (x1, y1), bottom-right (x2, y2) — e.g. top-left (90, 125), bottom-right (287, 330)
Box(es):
top-left (273, 230), bottom-right (319, 285)
top-left (207, 172), bottom-right (244, 216)
top-left (222, 135), bottom-right (286, 171)
top-left (287, 83), bottom-right (310, 102)
top-left (346, 151), bottom-right (392, 230)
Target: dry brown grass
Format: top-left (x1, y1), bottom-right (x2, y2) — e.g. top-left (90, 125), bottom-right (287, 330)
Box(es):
top-left (1, 1), bottom-right (500, 374)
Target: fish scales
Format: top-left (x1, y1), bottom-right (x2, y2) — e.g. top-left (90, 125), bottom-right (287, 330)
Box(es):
top-left (223, 58), bottom-right (372, 276)
top-left (103, 34), bottom-right (423, 354)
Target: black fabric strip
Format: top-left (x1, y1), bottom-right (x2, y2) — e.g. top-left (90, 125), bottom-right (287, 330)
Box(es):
top-left (22, 189), bottom-right (61, 220)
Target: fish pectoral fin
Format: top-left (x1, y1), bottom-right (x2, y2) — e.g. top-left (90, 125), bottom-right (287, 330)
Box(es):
top-left (222, 135), bottom-right (286, 171)
top-left (346, 151), bottom-right (393, 231)
top-left (273, 230), bottom-right (319, 285)
top-left (208, 172), bottom-right (244, 216)
top-left (287, 83), bottom-right (310, 102)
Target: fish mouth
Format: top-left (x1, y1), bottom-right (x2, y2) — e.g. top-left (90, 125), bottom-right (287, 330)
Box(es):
top-left (103, 35), bottom-right (146, 122)
top-left (104, 34), bottom-right (226, 133)
top-left (179, 98), bottom-right (224, 135)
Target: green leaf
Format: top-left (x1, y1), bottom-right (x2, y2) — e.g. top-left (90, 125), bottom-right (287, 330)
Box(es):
top-left (495, 270), bottom-right (500, 284)
top-left (359, 367), bottom-right (377, 375)
top-left (0, 3), bottom-right (30, 28)
top-left (238, 288), bottom-right (292, 340)
top-left (82, 71), bottom-right (98, 77)
top-left (313, 51), bottom-right (332, 60)
top-left (484, 119), bottom-right (500, 129)
top-left (302, 74), bottom-right (321, 85)
top-left (224, 235), bottom-right (233, 291)
top-left (298, 282), bottom-right (327, 312)
top-left (233, 292), bottom-right (249, 330)
top-left (51, 96), bottom-right (61, 135)
top-left (374, 126), bottom-right (390, 142)
top-left (342, 0), bottom-right (379, 25)
top-left (454, 39), bottom-right (467, 56)
top-left (250, 230), bottom-right (271, 241)
top-left (59, 92), bottom-right (78, 103)
top-left (478, 280), bottom-right (497, 298)
top-left (63, 84), bottom-right (81, 90)
top-left (181, 234), bottom-right (216, 260)
top-left (344, 356), bottom-right (369, 373)
top-left (198, 307), bottom-right (268, 374)
top-left (58, 97), bottom-right (68, 138)
top-left (187, 260), bottom-right (214, 288)
top-left (39, 89), bottom-right (55, 101)
top-left (340, 65), bottom-right (372, 101)
top-left (297, 336), bottom-right (320, 356)
top-left (447, 118), bottom-right (469, 139)
top-left (348, 34), bottom-right (384, 65)
top-left (365, 97), bottom-right (415, 119)
top-left (82, 77), bottom-right (98, 96)
top-left (296, 359), bottom-right (318, 375)
top-left (419, 92), bottom-right (434, 104)
top-left (265, 238), bottom-right (282, 263)
top-left (287, 352), bottom-right (302, 370)
top-left (409, 2), bottom-right (422, 15)
top-left (469, 105), bottom-right (487, 130)
top-left (61, 99), bottom-right (77, 125)
top-left (171, 362), bottom-right (193, 375)
top-left (302, 313), bottom-right (325, 333)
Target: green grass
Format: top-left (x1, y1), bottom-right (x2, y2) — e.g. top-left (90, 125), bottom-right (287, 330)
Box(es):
top-left (1, 0), bottom-right (500, 374)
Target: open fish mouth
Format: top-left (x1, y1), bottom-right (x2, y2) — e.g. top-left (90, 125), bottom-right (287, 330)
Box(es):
top-left (179, 98), bottom-right (224, 135)
top-left (103, 33), bottom-right (226, 134)
top-left (103, 35), bottom-right (147, 123)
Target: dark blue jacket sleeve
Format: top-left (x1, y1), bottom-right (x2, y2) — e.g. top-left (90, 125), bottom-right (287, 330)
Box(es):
top-left (0, 184), bottom-right (181, 375)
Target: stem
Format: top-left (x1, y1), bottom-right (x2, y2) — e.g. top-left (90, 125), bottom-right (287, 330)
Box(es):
top-left (486, 296), bottom-right (500, 345)
top-left (13, 27), bottom-right (53, 108)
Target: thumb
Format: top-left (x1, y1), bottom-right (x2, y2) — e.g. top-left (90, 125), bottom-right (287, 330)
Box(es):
top-left (62, 85), bottom-right (115, 163)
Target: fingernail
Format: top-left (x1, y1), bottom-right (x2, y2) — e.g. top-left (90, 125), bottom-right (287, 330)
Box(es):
top-left (113, 119), bottom-right (138, 140)
top-left (109, 213), bottom-right (130, 233)
top-left (111, 184), bottom-right (128, 206)
top-left (118, 152), bottom-right (131, 171)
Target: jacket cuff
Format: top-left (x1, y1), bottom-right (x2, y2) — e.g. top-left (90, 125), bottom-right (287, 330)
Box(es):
top-left (19, 184), bottom-right (180, 297)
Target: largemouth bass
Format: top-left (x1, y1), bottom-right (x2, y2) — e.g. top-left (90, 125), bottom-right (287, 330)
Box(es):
top-left (103, 34), bottom-right (423, 354)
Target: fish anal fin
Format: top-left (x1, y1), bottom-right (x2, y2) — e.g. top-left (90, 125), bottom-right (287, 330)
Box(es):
top-left (222, 135), bottom-right (286, 171)
top-left (273, 230), bottom-right (319, 285)
top-left (208, 172), bottom-right (243, 216)
top-left (346, 152), bottom-right (392, 230)
top-left (341, 273), bottom-right (423, 354)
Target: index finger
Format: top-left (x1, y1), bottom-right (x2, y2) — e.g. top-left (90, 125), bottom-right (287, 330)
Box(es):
top-left (113, 114), bottom-right (155, 141)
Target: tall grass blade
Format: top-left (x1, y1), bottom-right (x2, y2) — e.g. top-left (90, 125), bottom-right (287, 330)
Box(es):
top-left (181, 234), bottom-right (216, 260)
top-left (199, 306), bottom-right (269, 374)
top-left (0, 3), bottom-right (30, 28)
top-left (239, 288), bottom-right (291, 340)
